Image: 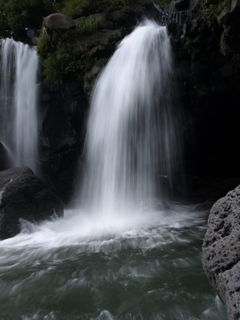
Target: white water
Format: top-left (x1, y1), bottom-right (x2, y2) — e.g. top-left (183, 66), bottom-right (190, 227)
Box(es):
top-left (0, 205), bottom-right (227, 320)
top-left (0, 21), bottom-right (227, 319)
top-left (80, 20), bottom-right (182, 214)
top-left (0, 38), bottom-right (39, 174)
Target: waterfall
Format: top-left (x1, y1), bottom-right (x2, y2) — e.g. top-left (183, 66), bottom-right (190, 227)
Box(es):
top-left (0, 38), bottom-right (39, 174)
top-left (80, 20), bottom-right (182, 214)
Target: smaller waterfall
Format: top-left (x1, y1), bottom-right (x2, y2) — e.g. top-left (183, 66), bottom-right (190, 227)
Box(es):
top-left (0, 38), bottom-right (39, 174)
top-left (80, 20), bottom-right (183, 214)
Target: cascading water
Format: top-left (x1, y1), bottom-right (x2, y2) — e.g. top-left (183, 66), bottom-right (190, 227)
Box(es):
top-left (0, 21), bottom-right (227, 320)
top-left (80, 20), bottom-right (182, 214)
top-left (0, 38), bottom-right (39, 174)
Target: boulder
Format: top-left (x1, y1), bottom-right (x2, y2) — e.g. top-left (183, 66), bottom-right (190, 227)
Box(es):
top-left (202, 185), bottom-right (240, 320)
top-left (43, 13), bottom-right (76, 44)
top-left (0, 167), bottom-right (64, 239)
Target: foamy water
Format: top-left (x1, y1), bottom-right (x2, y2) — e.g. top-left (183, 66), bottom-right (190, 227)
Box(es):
top-left (0, 204), bottom-right (227, 320)
top-left (0, 21), bottom-right (227, 320)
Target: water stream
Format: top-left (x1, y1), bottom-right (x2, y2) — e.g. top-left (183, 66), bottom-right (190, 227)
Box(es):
top-left (0, 21), bottom-right (227, 319)
top-left (0, 38), bottom-right (39, 174)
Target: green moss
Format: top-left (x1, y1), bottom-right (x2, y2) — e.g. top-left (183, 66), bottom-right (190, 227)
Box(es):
top-left (37, 29), bottom-right (95, 83)
top-left (37, 0), bottom-right (172, 82)
top-left (181, 35), bottom-right (201, 49)
top-left (201, 0), bottom-right (226, 23)
top-left (76, 16), bottom-right (103, 35)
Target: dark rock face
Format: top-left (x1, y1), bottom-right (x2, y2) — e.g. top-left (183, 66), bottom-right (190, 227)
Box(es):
top-left (0, 167), bottom-right (64, 239)
top-left (38, 0), bottom-right (240, 203)
top-left (202, 185), bottom-right (240, 320)
top-left (39, 79), bottom-right (89, 203)
top-left (38, 1), bottom-right (172, 203)
top-left (174, 0), bottom-right (240, 199)
top-left (169, 0), bottom-right (190, 12)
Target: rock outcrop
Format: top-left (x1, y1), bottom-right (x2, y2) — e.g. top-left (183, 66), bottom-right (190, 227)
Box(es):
top-left (202, 185), bottom-right (240, 320)
top-left (36, 0), bottom-right (240, 203)
top-left (175, 0), bottom-right (240, 199)
top-left (39, 79), bottom-right (89, 203)
top-left (38, 0), bottom-right (177, 203)
top-left (0, 167), bottom-right (64, 239)
top-left (43, 13), bottom-right (76, 44)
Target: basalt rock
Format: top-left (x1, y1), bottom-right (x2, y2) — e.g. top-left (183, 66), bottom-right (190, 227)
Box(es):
top-left (39, 1), bottom-right (174, 204)
top-left (38, 0), bottom-right (240, 204)
top-left (177, 0), bottom-right (240, 191)
top-left (0, 167), bottom-right (64, 240)
top-left (169, 0), bottom-right (190, 12)
top-left (39, 79), bottom-right (89, 204)
top-left (43, 13), bottom-right (76, 44)
top-left (202, 185), bottom-right (240, 319)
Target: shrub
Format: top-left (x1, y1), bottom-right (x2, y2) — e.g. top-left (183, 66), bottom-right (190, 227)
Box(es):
top-left (37, 29), bottom-right (95, 82)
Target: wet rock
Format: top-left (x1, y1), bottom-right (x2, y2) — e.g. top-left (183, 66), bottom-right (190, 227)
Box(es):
top-left (202, 185), bottom-right (240, 319)
top-left (39, 79), bottom-right (89, 204)
top-left (0, 167), bottom-right (64, 240)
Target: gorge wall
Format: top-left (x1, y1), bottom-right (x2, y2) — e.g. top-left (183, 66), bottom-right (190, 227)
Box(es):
top-left (0, 0), bottom-right (240, 203)
top-left (35, 0), bottom-right (240, 203)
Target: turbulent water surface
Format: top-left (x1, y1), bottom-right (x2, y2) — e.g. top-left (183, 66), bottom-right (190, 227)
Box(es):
top-left (0, 21), bottom-right (227, 320)
top-left (0, 205), bottom-right (227, 320)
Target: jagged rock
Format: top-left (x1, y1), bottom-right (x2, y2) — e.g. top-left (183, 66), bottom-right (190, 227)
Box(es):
top-left (43, 13), bottom-right (76, 44)
top-left (202, 185), bottom-right (240, 320)
top-left (0, 167), bottom-right (64, 239)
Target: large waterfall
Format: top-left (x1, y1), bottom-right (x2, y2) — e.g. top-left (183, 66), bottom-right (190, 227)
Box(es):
top-left (0, 21), bottom-right (227, 320)
top-left (0, 38), bottom-right (39, 174)
top-left (80, 20), bottom-right (182, 214)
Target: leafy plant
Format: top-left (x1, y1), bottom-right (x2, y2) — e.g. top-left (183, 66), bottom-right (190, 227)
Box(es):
top-left (37, 28), bottom-right (95, 82)
top-left (76, 16), bottom-right (103, 35)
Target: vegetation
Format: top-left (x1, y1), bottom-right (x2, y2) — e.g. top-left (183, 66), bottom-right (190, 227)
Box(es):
top-left (37, 28), bottom-right (96, 82)
top-left (36, 0), bottom-right (171, 82)
top-left (57, 0), bottom-right (171, 18)
top-left (0, 0), bottom-right (56, 42)
top-left (0, 0), bottom-right (171, 41)
top-left (76, 16), bottom-right (103, 34)
top-left (181, 35), bottom-right (201, 49)
top-left (0, 0), bottom-right (171, 82)
top-left (201, 0), bottom-right (226, 24)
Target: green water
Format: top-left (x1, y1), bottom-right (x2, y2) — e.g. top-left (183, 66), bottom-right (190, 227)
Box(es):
top-left (0, 204), bottom-right (227, 320)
